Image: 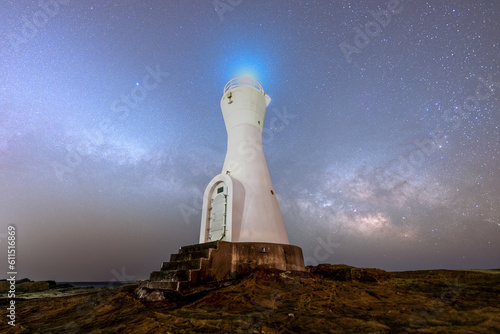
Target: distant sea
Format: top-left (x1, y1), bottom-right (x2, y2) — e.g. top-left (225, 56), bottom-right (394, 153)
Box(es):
top-left (58, 281), bottom-right (137, 289)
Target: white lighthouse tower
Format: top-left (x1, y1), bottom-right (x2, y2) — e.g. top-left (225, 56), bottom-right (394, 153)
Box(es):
top-left (200, 76), bottom-right (289, 244)
top-left (138, 76), bottom-right (304, 298)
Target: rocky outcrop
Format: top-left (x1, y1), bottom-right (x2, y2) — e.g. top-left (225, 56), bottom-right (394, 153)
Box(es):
top-left (2, 267), bottom-right (499, 333)
top-left (308, 264), bottom-right (391, 282)
top-left (0, 279), bottom-right (57, 293)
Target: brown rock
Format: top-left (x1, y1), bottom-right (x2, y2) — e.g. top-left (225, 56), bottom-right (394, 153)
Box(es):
top-left (0, 280), bottom-right (51, 293)
top-left (1, 267), bottom-right (498, 333)
top-left (310, 264), bottom-right (391, 282)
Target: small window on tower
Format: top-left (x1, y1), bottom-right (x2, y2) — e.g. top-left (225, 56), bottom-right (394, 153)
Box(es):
top-left (217, 187), bottom-right (224, 194)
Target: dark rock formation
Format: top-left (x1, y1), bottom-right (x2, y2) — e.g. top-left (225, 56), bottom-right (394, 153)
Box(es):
top-left (308, 263), bottom-right (391, 282)
top-left (0, 280), bottom-right (51, 293)
top-left (2, 267), bottom-right (499, 333)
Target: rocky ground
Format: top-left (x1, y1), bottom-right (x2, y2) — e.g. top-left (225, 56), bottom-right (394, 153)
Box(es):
top-left (0, 280), bottom-right (97, 300)
top-left (1, 265), bottom-right (499, 333)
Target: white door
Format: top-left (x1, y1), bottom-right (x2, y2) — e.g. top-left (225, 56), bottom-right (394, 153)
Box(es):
top-left (209, 184), bottom-right (227, 241)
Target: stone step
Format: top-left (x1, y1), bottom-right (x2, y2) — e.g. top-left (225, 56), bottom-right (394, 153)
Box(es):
top-left (170, 250), bottom-right (211, 262)
top-left (161, 259), bottom-right (201, 271)
top-left (149, 270), bottom-right (190, 282)
top-left (178, 241), bottom-right (218, 254)
top-left (140, 241), bottom-right (222, 294)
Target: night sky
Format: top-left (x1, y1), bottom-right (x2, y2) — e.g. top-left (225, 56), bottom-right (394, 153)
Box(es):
top-left (1, 1), bottom-right (499, 281)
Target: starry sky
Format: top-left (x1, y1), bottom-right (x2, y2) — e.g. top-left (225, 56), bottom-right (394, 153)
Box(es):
top-left (1, 0), bottom-right (499, 281)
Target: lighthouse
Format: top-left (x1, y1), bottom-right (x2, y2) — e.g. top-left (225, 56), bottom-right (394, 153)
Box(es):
top-left (199, 76), bottom-right (289, 244)
top-left (138, 76), bottom-right (304, 298)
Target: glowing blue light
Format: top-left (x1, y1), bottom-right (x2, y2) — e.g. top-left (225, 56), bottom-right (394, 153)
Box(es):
top-left (235, 68), bottom-right (261, 82)
top-left (222, 49), bottom-right (270, 87)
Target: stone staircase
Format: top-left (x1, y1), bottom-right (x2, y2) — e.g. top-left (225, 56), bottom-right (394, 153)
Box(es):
top-left (144, 241), bottom-right (219, 292)
top-left (137, 240), bottom-right (305, 300)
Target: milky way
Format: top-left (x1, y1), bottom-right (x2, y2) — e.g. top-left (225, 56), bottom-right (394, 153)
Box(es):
top-left (0, 1), bottom-right (498, 280)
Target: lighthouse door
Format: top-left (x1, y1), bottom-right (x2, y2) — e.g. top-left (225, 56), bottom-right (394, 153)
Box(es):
top-left (208, 184), bottom-right (227, 241)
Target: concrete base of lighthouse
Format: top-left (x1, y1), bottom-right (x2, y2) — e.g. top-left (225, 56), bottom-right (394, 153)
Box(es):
top-left (136, 241), bottom-right (305, 300)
